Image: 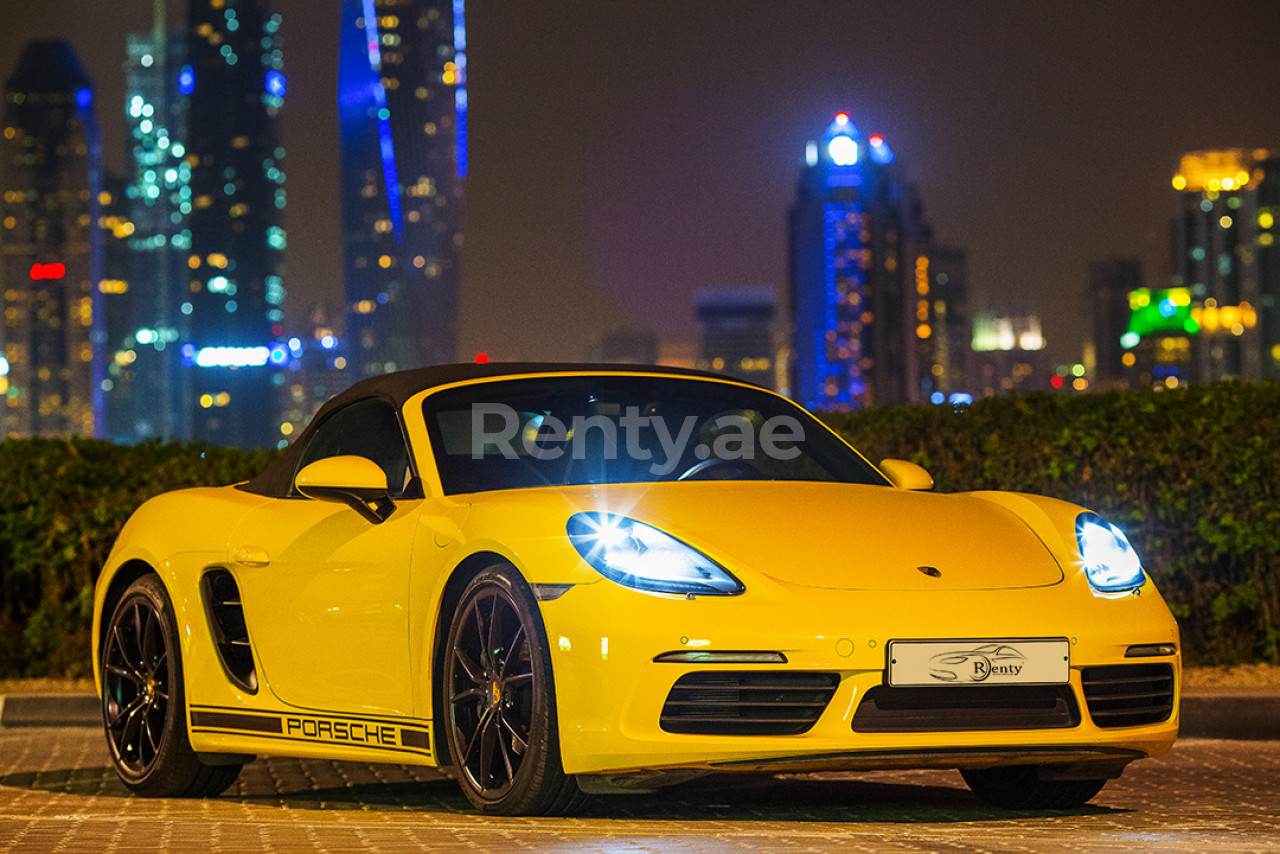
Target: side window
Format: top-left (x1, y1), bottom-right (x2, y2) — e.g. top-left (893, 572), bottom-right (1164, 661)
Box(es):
top-left (293, 398), bottom-right (413, 498)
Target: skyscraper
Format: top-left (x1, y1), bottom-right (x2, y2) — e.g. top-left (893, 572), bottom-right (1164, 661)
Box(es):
top-left (788, 113), bottom-right (927, 410)
top-left (971, 311), bottom-right (1050, 397)
top-left (339, 0), bottom-right (465, 378)
top-left (1170, 149), bottom-right (1279, 383)
top-left (1088, 256), bottom-right (1143, 391)
top-left (0, 40), bottom-right (104, 438)
top-left (181, 0), bottom-right (287, 448)
top-left (105, 14), bottom-right (193, 442)
top-left (695, 286), bottom-right (777, 389)
top-left (905, 245), bottom-right (969, 404)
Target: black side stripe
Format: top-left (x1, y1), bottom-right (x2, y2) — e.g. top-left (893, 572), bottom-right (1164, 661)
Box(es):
top-left (190, 710), bottom-right (283, 733)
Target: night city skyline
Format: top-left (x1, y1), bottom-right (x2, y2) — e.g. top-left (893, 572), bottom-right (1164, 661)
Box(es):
top-left (4, 1), bottom-right (1280, 376)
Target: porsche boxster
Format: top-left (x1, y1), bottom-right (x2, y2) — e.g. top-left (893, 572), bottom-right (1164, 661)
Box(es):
top-left (93, 363), bottom-right (1179, 814)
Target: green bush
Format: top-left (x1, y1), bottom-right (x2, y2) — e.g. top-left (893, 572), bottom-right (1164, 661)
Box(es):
top-left (0, 439), bottom-right (276, 678)
top-left (821, 381), bottom-right (1280, 665)
top-left (2, 382), bottom-right (1276, 677)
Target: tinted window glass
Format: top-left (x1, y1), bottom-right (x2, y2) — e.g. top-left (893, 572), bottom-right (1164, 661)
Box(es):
top-left (423, 377), bottom-right (888, 495)
top-left (294, 398), bottom-right (413, 498)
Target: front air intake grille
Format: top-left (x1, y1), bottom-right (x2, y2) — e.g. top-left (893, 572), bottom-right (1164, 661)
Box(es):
top-left (851, 685), bottom-right (1080, 733)
top-left (660, 671), bottom-right (839, 735)
top-left (1082, 663), bottom-right (1175, 728)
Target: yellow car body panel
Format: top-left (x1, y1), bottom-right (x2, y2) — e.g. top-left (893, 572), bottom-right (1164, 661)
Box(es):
top-left (92, 366), bottom-right (1179, 797)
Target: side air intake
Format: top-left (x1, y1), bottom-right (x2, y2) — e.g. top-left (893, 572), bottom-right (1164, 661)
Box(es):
top-left (199, 568), bottom-right (258, 694)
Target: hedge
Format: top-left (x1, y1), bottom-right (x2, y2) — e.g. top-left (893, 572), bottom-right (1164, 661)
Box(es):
top-left (821, 381), bottom-right (1280, 665)
top-left (0, 439), bottom-right (276, 678)
top-left (1, 381), bottom-right (1277, 677)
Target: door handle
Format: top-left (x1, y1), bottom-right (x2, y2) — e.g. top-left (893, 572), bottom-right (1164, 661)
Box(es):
top-left (230, 545), bottom-right (270, 567)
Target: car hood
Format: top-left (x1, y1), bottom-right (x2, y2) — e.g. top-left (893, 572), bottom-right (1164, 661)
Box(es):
top-left (465, 481), bottom-right (1065, 591)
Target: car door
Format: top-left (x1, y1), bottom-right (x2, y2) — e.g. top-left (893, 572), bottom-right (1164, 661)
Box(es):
top-left (230, 397), bottom-right (419, 716)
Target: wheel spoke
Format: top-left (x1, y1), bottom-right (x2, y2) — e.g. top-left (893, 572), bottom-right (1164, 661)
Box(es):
top-left (131, 604), bottom-right (146, 662)
top-left (453, 646), bottom-right (485, 684)
top-left (106, 692), bottom-right (144, 728)
top-left (105, 663), bottom-right (140, 683)
top-left (461, 705), bottom-right (496, 764)
top-left (500, 670), bottom-right (533, 690)
top-left (498, 624), bottom-right (525, 681)
top-left (499, 713), bottom-right (528, 757)
top-left (494, 711), bottom-right (515, 779)
top-left (485, 594), bottom-right (502, 670)
top-left (450, 686), bottom-right (486, 705)
top-left (119, 704), bottom-right (145, 755)
top-left (112, 623), bottom-right (142, 678)
top-left (477, 709), bottom-right (500, 786)
top-left (141, 607), bottom-right (161, 668)
top-left (143, 708), bottom-right (162, 756)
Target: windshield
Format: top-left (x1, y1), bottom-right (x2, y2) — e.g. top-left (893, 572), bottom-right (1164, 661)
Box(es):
top-left (423, 376), bottom-right (889, 494)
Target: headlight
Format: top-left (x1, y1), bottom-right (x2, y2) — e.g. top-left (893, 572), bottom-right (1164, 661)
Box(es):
top-left (567, 512), bottom-right (744, 596)
top-left (1075, 512), bottom-right (1146, 592)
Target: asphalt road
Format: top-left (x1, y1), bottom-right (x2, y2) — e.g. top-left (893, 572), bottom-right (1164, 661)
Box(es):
top-left (1, 727), bottom-right (1277, 852)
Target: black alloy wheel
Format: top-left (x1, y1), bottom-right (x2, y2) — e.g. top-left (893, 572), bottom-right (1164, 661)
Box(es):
top-left (444, 565), bottom-right (583, 815)
top-left (101, 575), bottom-right (241, 797)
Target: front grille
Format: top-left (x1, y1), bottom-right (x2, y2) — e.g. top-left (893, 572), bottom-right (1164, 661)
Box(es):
top-left (1082, 663), bottom-right (1175, 728)
top-left (660, 671), bottom-right (839, 735)
top-left (851, 685), bottom-right (1080, 733)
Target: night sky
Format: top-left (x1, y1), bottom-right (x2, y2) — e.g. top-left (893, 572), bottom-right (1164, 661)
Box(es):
top-left (5, 1), bottom-right (1280, 367)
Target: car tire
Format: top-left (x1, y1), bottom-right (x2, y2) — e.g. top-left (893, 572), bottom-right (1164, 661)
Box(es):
top-left (961, 765), bottom-right (1107, 810)
top-left (443, 564), bottom-right (585, 815)
top-left (101, 575), bottom-right (241, 797)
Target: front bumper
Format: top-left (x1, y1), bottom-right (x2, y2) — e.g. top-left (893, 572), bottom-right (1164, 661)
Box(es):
top-left (540, 577), bottom-right (1180, 776)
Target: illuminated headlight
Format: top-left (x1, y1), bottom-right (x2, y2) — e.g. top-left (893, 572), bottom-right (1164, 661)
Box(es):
top-left (1075, 512), bottom-right (1146, 592)
top-left (567, 512), bottom-right (744, 596)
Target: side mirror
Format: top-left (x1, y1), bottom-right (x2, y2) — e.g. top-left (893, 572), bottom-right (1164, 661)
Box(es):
top-left (879, 459), bottom-right (934, 491)
top-left (295, 455), bottom-right (396, 524)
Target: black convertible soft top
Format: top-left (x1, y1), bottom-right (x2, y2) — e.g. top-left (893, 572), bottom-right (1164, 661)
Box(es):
top-left (239, 362), bottom-right (731, 497)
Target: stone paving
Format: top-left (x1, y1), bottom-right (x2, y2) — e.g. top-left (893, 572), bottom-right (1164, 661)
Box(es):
top-left (1, 727), bottom-right (1278, 852)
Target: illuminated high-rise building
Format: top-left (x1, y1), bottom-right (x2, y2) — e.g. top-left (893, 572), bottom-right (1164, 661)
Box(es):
top-left (104, 15), bottom-right (193, 442)
top-left (1170, 149), bottom-right (1279, 383)
top-left (695, 286), bottom-right (777, 389)
top-left (1115, 286), bottom-right (1196, 391)
top-left (181, 0), bottom-right (288, 447)
top-left (339, 0), bottom-right (465, 378)
top-left (1088, 256), bottom-right (1143, 391)
top-left (788, 113), bottom-right (928, 410)
top-left (0, 40), bottom-right (104, 438)
top-left (970, 311), bottom-right (1051, 397)
top-left (905, 245), bottom-right (969, 404)
top-left (97, 174), bottom-right (141, 441)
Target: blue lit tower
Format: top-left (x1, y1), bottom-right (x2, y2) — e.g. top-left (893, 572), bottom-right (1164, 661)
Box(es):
top-left (788, 113), bottom-right (920, 410)
top-left (339, 0), bottom-right (465, 377)
top-left (181, 0), bottom-right (287, 448)
top-left (0, 41), bottom-right (104, 438)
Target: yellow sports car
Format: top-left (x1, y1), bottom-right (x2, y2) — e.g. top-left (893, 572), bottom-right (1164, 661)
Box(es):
top-left (93, 364), bottom-right (1179, 814)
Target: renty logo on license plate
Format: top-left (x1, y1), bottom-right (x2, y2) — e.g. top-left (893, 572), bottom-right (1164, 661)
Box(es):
top-left (888, 638), bottom-right (1070, 686)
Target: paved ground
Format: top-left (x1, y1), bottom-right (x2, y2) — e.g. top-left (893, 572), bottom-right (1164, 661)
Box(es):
top-left (1, 728), bottom-right (1278, 852)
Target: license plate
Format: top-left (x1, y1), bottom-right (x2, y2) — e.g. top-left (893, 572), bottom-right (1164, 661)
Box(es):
top-left (888, 638), bottom-right (1070, 687)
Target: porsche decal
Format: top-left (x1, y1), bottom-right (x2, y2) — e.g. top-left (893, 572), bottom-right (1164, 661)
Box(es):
top-left (190, 706), bottom-right (431, 756)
